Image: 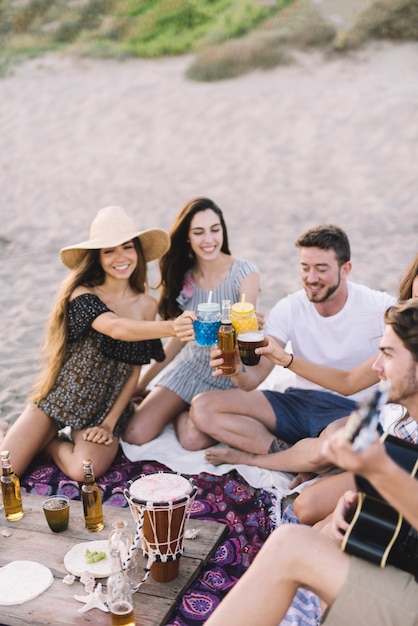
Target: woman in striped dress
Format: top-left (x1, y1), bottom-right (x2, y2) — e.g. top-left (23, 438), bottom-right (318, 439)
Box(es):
top-left (123, 197), bottom-right (260, 447)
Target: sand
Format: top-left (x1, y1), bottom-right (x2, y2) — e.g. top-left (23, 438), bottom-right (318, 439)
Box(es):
top-left (1, 41), bottom-right (418, 427)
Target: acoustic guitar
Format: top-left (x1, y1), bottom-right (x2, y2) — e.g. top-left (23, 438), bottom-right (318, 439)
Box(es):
top-left (341, 383), bottom-right (418, 576)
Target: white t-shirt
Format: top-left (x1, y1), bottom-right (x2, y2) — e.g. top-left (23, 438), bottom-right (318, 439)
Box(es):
top-left (265, 282), bottom-right (396, 402)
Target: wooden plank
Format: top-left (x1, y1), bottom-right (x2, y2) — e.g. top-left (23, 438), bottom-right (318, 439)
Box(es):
top-left (0, 492), bottom-right (227, 626)
top-left (1, 577), bottom-right (173, 626)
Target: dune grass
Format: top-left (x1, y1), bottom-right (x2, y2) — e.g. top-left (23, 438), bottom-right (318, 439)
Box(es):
top-left (186, 0), bottom-right (336, 81)
top-left (0, 0), bottom-right (417, 80)
top-left (0, 0), bottom-right (292, 68)
top-left (334, 0), bottom-right (418, 50)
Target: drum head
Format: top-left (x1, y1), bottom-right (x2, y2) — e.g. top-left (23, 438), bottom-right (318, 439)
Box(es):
top-left (128, 471), bottom-right (196, 507)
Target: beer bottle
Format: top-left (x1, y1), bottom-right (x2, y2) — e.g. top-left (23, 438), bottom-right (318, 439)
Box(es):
top-left (0, 450), bottom-right (24, 521)
top-left (217, 300), bottom-right (236, 375)
top-left (81, 459), bottom-right (104, 532)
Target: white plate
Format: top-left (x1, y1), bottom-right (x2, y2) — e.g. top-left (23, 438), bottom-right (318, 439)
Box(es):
top-left (64, 540), bottom-right (111, 578)
top-left (0, 560), bottom-right (53, 605)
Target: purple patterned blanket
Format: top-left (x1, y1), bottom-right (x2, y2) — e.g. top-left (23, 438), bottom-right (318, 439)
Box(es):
top-left (20, 447), bottom-right (276, 625)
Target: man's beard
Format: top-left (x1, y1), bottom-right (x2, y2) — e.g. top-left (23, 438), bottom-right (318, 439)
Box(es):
top-left (388, 363), bottom-right (418, 406)
top-left (305, 273), bottom-right (341, 303)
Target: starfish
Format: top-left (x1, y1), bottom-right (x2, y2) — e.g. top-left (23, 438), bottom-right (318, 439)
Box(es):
top-left (74, 582), bottom-right (109, 613)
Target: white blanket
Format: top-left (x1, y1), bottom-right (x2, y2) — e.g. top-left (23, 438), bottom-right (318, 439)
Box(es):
top-left (121, 368), bottom-right (405, 524)
top-left (121, 365), bottom-right (318, 508)
top-left (121, 424), bottom-right (303, 498)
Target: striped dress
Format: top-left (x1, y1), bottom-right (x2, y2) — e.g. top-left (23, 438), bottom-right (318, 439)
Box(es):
top-left (157, 258), bottom-right (259, 404)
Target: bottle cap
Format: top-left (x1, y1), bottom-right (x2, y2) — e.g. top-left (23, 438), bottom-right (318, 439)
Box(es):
top-left (114, 519), bottom-right (126, 529)
top-left (197, 302), bottom-right (220, 312)
top-left (231, 302), bottom-right (255, 316)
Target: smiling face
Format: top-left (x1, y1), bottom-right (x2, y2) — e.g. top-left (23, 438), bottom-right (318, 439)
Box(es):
top-left (99, 240), bottom-right (138, 279)
top-left (373, 325), bottom-right (418, 410)
top-left (299, 247), bottom-right (350, 305)
top-left (188, 209), bottom-right (223, 261)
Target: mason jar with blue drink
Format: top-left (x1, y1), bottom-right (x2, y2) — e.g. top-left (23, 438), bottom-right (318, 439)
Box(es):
top-left (193, 302), bottom-right (221, 346)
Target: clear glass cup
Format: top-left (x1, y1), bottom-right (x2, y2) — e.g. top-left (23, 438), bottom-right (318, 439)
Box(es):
top-left (42, 495), bottom-right (70, 532)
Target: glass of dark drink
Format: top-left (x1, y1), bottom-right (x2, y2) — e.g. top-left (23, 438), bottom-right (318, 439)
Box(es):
top-left (237, 332), bottom-right (266, 366)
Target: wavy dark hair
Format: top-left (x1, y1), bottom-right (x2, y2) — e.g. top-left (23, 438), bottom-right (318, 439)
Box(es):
top-left (158, 197), bottom-right (231, 319)
top-left (384, 298), bottom-right (418, 363)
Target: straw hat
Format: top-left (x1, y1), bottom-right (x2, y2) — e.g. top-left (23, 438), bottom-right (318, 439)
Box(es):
top-left (60, 206), bottom-right (170, 269)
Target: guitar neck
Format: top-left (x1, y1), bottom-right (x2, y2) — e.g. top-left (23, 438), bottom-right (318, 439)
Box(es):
top-left (344, 381), bottom-right (391, 452)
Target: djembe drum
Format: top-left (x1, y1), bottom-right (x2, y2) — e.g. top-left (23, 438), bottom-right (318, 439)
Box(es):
top-left (124, 471), bottom-right (197, 583)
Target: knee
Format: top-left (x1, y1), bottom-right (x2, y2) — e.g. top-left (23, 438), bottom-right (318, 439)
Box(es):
top-left (190, 392), bottom-right (215, 430)
top-left (123, 421), bottom-right (137, 444)
top-left (261, 525), bottom-right (301, 567)
top-left (293, 491), bottom-right (319, 525)
top-left (178, 428), bottom-right (206, 451)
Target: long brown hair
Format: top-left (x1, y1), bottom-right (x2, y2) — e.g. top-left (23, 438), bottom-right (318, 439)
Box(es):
top-left (158, 198), bottom-right (231, 320)
top-left (399, 252), bottom-right (418, 301)
top-left (30, 238), bottom-right (147, 404)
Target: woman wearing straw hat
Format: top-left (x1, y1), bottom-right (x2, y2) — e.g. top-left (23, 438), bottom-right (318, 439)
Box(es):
top-left (0, 206), bottom-right (194, 481)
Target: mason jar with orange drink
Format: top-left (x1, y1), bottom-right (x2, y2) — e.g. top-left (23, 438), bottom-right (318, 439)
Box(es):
top-left (230, 299), bottom-right (258, 335)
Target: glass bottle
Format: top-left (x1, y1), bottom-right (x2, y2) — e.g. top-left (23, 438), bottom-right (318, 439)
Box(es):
top-left (109, 519), bottom-right (133, 560)
top-left (81, 459), bottom-right (104, 532)
top-left (107, 545), bottom-right (136, 626)
top-left (217, 300), bottom-right (236, 375)
top-left (0, 450), bottom-right (24, 521)
top-left (231, 301), bottom-right (258, 335)
top-left (108, 519), bottom-right (140, 592)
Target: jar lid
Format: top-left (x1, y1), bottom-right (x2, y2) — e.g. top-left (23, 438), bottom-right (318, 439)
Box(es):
top-left (231, 302), bottom-right (255, 316)
top-left (197, 302), bottom-right (220, 312)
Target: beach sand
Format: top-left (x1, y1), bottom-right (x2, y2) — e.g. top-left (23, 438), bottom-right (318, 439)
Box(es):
top-left (1, 41), bottom-right (417, 426)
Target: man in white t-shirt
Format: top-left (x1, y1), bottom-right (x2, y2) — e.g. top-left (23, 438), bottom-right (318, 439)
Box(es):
top-left (178, 224), bottom-right (395, 473)
top-left (204, 299), bottom-right (418, 626)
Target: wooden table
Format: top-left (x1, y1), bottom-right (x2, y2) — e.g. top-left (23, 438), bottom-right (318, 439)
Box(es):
top-left (0, 492), bottom-right (227, 625)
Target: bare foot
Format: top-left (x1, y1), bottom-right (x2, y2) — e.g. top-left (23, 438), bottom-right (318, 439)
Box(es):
top-left (288, 471), bottom-right (317, 489)
top-left (205, 445), bottom-right (254, 466)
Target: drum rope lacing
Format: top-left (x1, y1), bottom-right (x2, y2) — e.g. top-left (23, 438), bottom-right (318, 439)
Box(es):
top-left (123, 472), bottom-right (197, 590)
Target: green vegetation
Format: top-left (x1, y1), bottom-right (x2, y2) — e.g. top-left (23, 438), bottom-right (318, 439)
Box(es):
top-left (335, 0), bottom-right (418, 51)
top-left (0, 0), bottom-right (417, 80)
top-left (186, 0), bottom-right (336, 81)
top-left (0, 0), bottom-right (292, 64)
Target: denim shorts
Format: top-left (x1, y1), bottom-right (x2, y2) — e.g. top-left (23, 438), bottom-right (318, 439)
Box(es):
top-left (261, 387), bottom-right (357, 445)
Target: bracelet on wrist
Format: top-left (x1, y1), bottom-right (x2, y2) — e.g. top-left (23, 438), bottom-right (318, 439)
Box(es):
top-left (283, 353), bottom-right (294, 369)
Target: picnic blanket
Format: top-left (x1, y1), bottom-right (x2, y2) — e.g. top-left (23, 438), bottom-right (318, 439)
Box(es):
top-left (20, 448), bottom-right (275, 624)
top-left (20, 433), bottom-right (322, 625)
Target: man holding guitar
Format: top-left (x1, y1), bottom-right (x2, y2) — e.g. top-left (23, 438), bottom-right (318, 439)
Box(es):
top-left (205, 299), bottom-right (418, 626)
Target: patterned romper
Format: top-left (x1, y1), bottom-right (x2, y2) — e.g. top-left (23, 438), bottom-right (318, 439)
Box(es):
top-left (157, 259), bottom-right (259, 404)
top-left (38, 293), bottom-right (165, 435)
